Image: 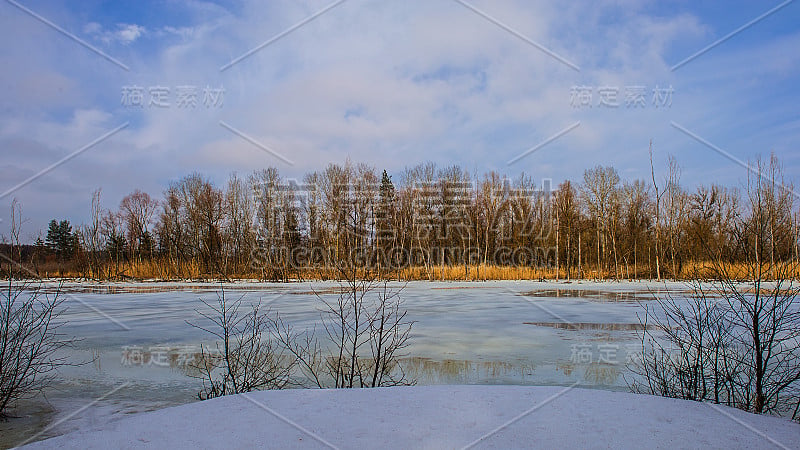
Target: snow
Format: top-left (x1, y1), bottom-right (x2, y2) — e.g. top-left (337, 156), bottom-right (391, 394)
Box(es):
top-left (20, 386), bottom-right (800, 449)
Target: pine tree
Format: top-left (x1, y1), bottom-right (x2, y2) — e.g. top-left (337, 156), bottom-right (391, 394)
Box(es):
top-left (45, 220), bottom-right (58, 253)
top-left (45, 219), bottom-right (75, 261)
top-left (377, 170), bottom-right (396, 261)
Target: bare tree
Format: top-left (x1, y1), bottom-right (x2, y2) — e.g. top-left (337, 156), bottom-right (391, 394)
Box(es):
top-left (167, 174), bottom-right (225, 276)
top-left (0, 279), bottom-right (76, 419)
top-left (477, 172), bottom-right (508, 268)
top-left (1, 202), bottom-right (77, 419)
top-left (79, 189), bottom-right (104, 279)
top-left (650, 142), bottom-right (665, 280)
top-left (186, 287), bottom-right (294, 400)
top-left (630, 156), bottom-right (800, 417)
top-left (251, 168), bottom-right (289, 281)
top-left (554, 181), bottom-right (581, 279)
top-left (629, 287), bottom-right (728, 403)
top-left (119, 190), bottom-right (159, 263)
top-left (155, 185), bottom-right (178, 276)
top-left (621, 180), bottom-right (651, 279)
top-left (664, 156), bottom-right (687, 278)
top-left (581, 166), bottom-right (620, 279)
top-left (223, 173), bottom-right (255, 276)
top-left (321, 163), bottom-right (353, 265)
top-left (504, 174), bottom-right (535, 270)
top-left (301, 171), bottom-right (324, 271)
top-left (273, 260), bottom-right (415, 388)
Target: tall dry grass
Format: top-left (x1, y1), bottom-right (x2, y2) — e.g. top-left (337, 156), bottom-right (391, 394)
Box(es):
top-left (6, 259), bottom-right (800, 282)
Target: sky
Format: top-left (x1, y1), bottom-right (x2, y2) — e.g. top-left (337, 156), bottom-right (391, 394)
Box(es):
top-left (1, 0), bottom-right (799, 241)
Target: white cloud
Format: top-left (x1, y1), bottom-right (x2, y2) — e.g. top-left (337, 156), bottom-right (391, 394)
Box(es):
top-left (160, 26), bottom-right (195, 40)
top-left (116, 24), bottom-right (145, 44)
top-left (84, 22), bottom-right (145, 45)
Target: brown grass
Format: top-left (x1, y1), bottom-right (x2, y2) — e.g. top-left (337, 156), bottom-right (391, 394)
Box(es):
top-left (6, 258), bottom-right (800, 282)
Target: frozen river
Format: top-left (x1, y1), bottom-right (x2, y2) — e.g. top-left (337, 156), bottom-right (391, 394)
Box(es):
top-left (3, 279), bottom-right (687, 447)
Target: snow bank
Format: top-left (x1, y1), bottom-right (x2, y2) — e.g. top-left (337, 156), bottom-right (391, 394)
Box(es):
top-left (21, 386), bottom-right (799, 449)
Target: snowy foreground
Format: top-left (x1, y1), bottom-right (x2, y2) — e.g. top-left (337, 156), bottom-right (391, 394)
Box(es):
top-left (22, 386), bottom-right (799, 449)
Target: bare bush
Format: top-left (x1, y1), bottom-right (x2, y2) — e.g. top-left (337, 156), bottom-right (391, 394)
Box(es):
top-left (630, 157), bottom-right (800, 418)
top-left (0, 280), bottom-right (75, 419)
top-left (188, 257), bottom-right (414, 395)
top-left (630, 276), bottom-right (800, 417)
top-left (273, 264), bottom-right (415, 388)
top-left (1, 200), bottom-right (76, 419)
top-left (630, 287), bottom-right (735, 403)
top-left (186, 287), bottom-right (294, 400)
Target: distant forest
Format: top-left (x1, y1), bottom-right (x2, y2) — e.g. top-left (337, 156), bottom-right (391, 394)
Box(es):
top-left (1, 152), bottom-right (797, 281)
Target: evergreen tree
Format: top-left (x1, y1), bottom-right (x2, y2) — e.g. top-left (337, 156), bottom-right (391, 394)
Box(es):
top-left (45, 220), bottom-right (58, 253)
top-left (377, 170), bottom-right (396, 259)
top-left (106, 232), bottom-right (127, 263)
top-left (139, 230), bottom-right (154, 259)
top-left (45, 219), bottom-right (75, 261)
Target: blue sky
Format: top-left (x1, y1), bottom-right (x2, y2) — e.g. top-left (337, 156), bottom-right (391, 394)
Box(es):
top-left (1, 0), bottom-right (799, 240)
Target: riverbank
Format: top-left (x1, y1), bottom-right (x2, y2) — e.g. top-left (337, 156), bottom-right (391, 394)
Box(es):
top-left (20, 385), bottom-right (800, 449)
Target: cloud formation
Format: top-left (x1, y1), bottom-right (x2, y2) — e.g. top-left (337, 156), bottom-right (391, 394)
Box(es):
top-left (84, 22), bottom-right (146, 45)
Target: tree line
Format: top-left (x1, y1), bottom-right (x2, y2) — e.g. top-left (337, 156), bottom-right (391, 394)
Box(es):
top-left (3, 152), bottom-right (798, 281)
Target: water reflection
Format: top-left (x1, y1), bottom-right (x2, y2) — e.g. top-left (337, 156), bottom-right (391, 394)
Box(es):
top-left (556, 361), bottom-right (620, 385)
top-left (402, 357), bottom-right (536, 384)
top-left (289, 287), bottom-right (353, 295)
top-left (524, 322), bottom-right (650, 331)
top-left (521, 289), bottom-right (657, 302)
top-left (401, 357), bottom-right (623, 387)
top-left (31, 283), bottom-right (286, 295)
